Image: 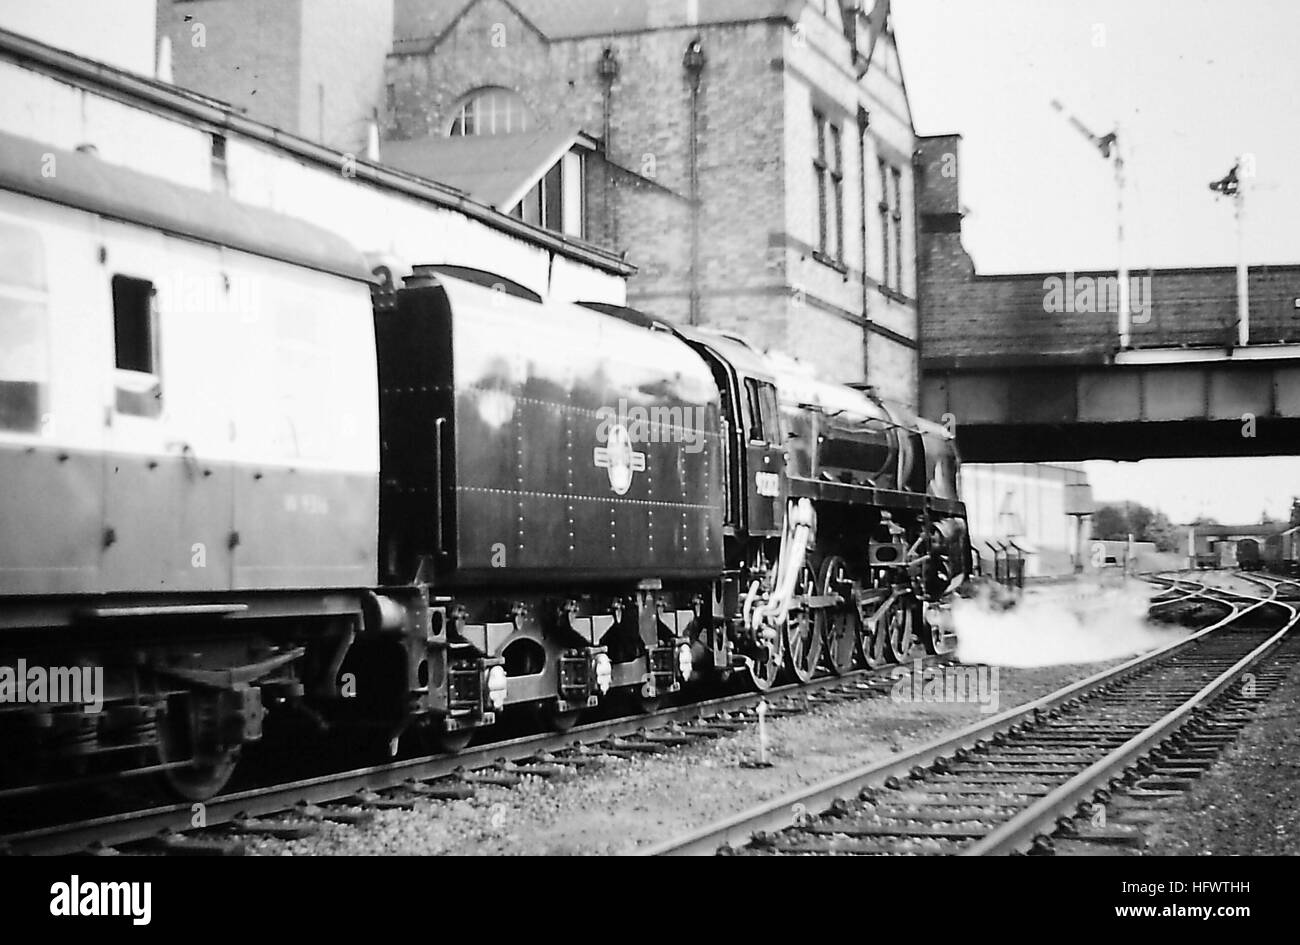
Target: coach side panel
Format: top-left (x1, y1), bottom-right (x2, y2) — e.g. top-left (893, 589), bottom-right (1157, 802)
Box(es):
top-left (0, 189), bottom-right (378, 599)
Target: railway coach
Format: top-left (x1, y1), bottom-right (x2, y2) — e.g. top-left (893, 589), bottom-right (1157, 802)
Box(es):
top-left (1, 132), bottom-right (388, 799)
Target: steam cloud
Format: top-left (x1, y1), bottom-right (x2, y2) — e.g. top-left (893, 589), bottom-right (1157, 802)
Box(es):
top-left (953, 578), bottom-right (1189, 668)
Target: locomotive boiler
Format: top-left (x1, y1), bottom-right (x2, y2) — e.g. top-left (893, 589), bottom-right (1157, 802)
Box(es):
top-left (671, 328), bottom-right (967, 690)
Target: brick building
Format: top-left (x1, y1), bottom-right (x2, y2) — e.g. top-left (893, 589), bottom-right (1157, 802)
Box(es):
top-left (383, 0), bottom-right (922, 405)
top-left (158, 0), bottom-right (924, 406)
top-left (159, 0), bottom-right (394, 155)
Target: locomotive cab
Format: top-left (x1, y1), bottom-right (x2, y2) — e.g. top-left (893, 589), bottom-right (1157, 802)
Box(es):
top-left (675, 328), bottom-right (788, 540)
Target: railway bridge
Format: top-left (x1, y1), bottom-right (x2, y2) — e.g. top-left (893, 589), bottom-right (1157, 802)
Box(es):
top-left (916, 135), bottom-right (1300, 463)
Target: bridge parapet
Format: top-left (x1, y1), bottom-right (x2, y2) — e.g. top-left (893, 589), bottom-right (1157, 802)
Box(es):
top-left (916, 135), bottom-right (1300, 365)
top-left (916, 134), bottom-right (1300, 462)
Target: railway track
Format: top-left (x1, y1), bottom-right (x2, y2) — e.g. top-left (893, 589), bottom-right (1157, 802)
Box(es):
top-left (644, 574), bottom-right (1298, 855)
top-left (0, 653), bottom-right (954, 856)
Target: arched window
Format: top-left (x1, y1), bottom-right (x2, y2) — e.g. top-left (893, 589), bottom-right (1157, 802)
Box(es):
top-left (445, 87), bottom-right (531, 136)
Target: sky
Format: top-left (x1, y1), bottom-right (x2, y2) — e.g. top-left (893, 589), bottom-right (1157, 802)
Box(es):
top-left (1083, 457), bottom-right (1297, 525)
top-left (891, 0), bottom-right (1300, 524)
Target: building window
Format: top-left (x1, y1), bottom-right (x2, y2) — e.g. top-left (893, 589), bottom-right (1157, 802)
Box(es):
top-left (111, 274), bottom-right (162, 418)
top-left (561, 150), bottom-right (585, 238)
top-left (878, 159), bottom-right (903, 292)
top-left (508, 148), bottom-right (585, 238)
top-left (446, 87), bottom-right (531, 136)
top-left (891, 164), bottom-right (903, 291)
top-left (813, 110), bottom-right (843, 262)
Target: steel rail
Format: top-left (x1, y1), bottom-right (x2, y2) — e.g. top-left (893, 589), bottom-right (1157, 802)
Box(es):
top-left (642, 574), bottom-right (1273, 856)
top-left (0, 658), bottom-right (928, 855)
top-left (964, 582), bottom-right (1295, 855)
top-left (1146, 571), bottom-right (1211, 608)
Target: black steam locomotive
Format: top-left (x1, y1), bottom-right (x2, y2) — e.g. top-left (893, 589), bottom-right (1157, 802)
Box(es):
top-left (0, 132), bottom-right (969, 800)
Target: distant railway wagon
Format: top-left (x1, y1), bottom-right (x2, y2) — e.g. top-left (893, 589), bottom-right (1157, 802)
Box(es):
top-left (0, 130), bottom-right (973, 801)
top-left (1261, 525), bottom-right (1300, 576)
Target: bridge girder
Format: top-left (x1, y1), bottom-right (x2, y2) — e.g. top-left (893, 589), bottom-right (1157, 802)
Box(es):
top-left (923, 352), bottom-right (1300, 462)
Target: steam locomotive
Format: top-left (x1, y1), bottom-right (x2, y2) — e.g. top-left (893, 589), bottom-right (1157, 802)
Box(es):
top-left (0, 132), bottom-right (969, 800)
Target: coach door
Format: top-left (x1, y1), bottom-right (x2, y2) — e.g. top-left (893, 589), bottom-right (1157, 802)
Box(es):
top-left (742, 376), bottom-right (784, 536)
top-left (100, 225), bottom-right (231, 592)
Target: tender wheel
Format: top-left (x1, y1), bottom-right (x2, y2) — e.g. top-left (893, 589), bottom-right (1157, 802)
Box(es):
top-left (537, 702), bottom-right (583, 734)
top-left (631, 693), bottom-right (663, 714)
top-left (434, 722), bottom-right (475, 753)
top-left (410, 718), bottom-right (475, 754)
top-left (883, 595), bottom-right (916, 664)
top-left (784, 565), bottom-right (823, 684)
top-left (817, 555), bottom-right (858, 675)
top-left (156, 694), bottom-right (241, 802)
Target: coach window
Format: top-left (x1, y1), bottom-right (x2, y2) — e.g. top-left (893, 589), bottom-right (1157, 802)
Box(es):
top-left (0, 221), bottom-right (49, 433)
top-left (111, 274), bottom-right (162, 418)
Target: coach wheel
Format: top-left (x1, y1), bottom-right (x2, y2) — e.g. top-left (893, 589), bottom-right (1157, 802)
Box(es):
top-left (156, 694), bottom-right (241, 802)
top-left (817, 556), bottom-right (858, 675)
top-left (883, 596), bottom-right (916, 664)
top-left (160, 748), bottom-right (240, 802)
top-left (784, 565), bottom-right (823, 684)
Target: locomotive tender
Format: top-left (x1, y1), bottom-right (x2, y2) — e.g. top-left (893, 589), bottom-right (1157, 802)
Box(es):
top-left (0, 132), bottom-right (969, 800)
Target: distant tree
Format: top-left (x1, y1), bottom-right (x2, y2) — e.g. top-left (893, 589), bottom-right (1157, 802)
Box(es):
top-left (1091, 501), bottom-right (1181, 552)
top-left (1127, 503), bottom-right (1154, 540)
top-left (1091, 504), bottom-right (1130, 541)
top-left (1146, 510), bottom-right (1179, 553)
